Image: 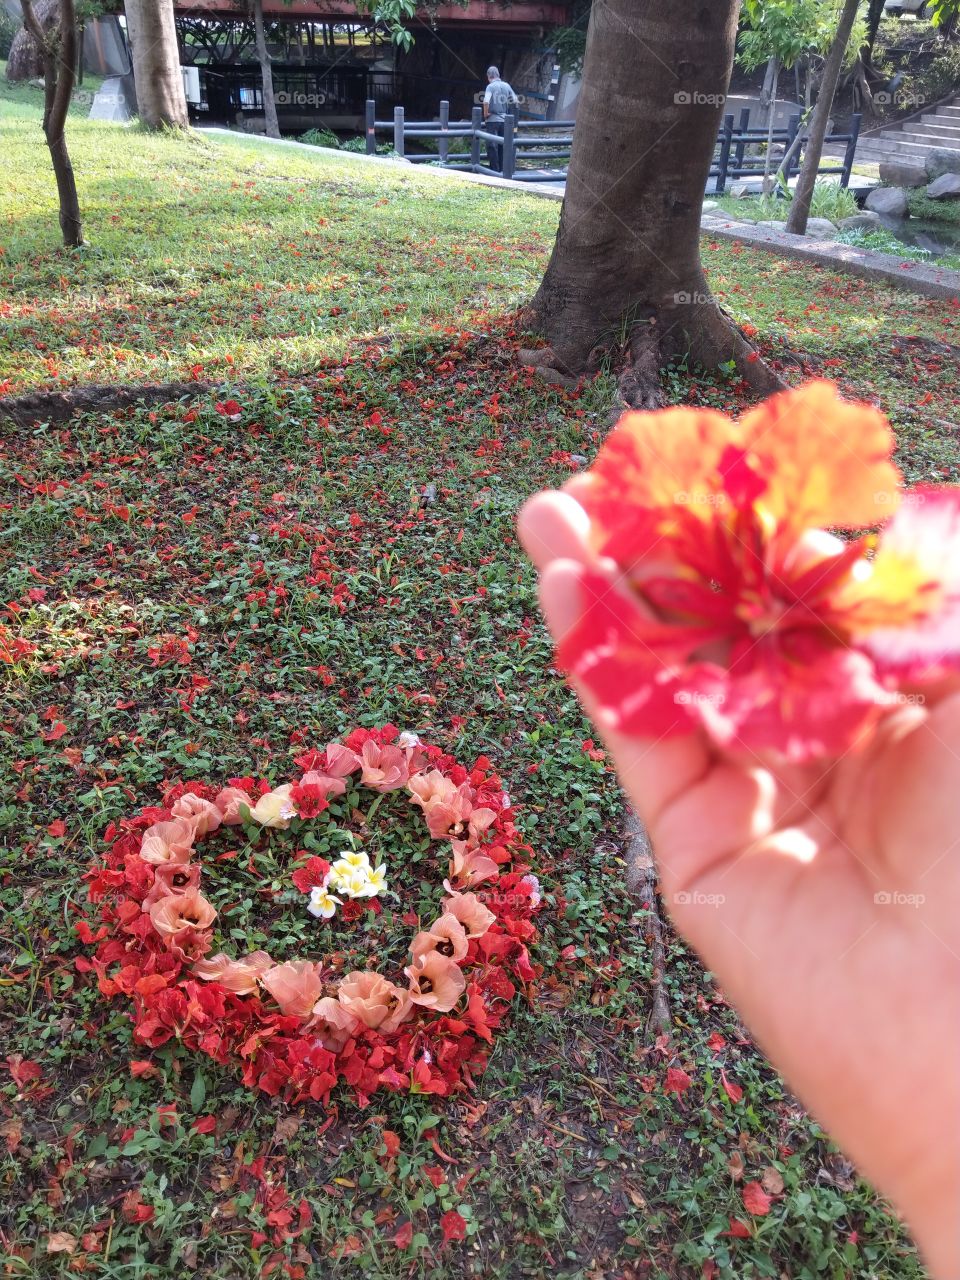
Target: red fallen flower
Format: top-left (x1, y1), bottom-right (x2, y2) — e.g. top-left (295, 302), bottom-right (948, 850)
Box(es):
top-left (555, 381), bottom-right (960, 762)
top-left (291, 855), bottom-right (332, 894)
top-left (440, 1210), bottom-right (467, 1245)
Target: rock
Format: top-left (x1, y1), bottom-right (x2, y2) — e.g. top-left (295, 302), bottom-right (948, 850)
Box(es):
top-left (924, 148), bottom-right (960, 181)
top-left (729, 183), bottom-right (752, 198)
top-left (757, 220), bottom-right (789, 232)
top-left (702, 200), bottom-right (718, 211)
top-left (878, 161), bottom-right (927, 189)
top-left (804, 217), bottom-right (839, 238)
top-left (865, 186), bottom-right (909, 217)
top-left (926, 173), bottom-right (960, 200)
top-left (837, 212), bottom-right (883, 231)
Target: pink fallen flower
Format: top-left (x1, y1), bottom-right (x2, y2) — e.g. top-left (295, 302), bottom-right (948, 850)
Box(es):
top-left (139, 819), bottom-right (195, 865)
top-left (337, 971), bottom-right (414, 1031)
top-left (260, 960), bottom-right (324, 1020)
top-left (193, 950), bottom-right (274, 995)
top-left (405, 951), bottom-right (466, 1013)
top-left (170, 792), bottom-right (222, 837)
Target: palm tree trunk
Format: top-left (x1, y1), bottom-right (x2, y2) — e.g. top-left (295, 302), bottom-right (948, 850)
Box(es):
top-left (785, 0), bottom-right (861, 236)
top-left (252, 0), bottom-right (280, 139)
top-left (524, 0), bottom-right (781, 405)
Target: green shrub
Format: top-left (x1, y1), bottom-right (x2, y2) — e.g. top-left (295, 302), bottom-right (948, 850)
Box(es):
top-left (908, 190), bottom-right (960, 224)
top-left (299, 127), bottom-right (340, 149)
top-left (0, 12), bottom-right (20, 59)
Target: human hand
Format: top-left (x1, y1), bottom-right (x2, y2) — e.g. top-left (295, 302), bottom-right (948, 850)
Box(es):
top-left (520, 489), bottom-right (960, 1279)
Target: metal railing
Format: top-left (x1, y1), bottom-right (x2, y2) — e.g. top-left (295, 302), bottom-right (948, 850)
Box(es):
top-left (366, 100), bottom-right (863, 191)
top-left (366, 100), bottom-right (573, 182)
top-left (710, 109), bottom-right (862, 193)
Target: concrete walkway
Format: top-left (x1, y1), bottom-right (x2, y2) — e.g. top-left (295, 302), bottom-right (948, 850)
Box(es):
top-left (203, 127), bottom-right (960, 302)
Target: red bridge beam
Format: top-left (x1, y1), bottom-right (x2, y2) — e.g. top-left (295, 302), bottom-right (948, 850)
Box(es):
top-left (176, 1), bottom-right (569, 28)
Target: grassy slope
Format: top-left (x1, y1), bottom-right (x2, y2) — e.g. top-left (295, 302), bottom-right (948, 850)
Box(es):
top-left (1, 79), bottom-right (955, 1280)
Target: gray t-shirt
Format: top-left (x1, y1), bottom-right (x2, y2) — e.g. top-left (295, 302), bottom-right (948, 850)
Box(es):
top-left (484, 79), bottom-right (518, 123)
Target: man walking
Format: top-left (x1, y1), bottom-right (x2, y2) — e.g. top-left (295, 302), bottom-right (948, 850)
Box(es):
top-left (482, 66), bottom-right (519, 173)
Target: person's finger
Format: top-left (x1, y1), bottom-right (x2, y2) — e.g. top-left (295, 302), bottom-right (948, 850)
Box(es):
top-left (517, 491), bottom-right (591, 573)
top-left (536, 558), bottom-right (713, 832)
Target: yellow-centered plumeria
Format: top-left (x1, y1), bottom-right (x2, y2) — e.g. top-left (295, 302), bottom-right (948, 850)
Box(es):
top-left (307, 850), bottom-right (389, 922)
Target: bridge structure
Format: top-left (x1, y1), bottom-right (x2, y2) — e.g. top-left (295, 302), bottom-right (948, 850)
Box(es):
top-left (171, 1), bottom-right (574, 131)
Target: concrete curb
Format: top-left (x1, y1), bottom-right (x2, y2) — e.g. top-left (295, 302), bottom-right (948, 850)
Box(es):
top-left (701, 214), bottom-right (960, 301)
top-left (202, 128), bottom-right (958, 299)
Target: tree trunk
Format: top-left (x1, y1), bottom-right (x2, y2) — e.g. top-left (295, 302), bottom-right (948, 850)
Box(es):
top-left (785, 0), bottom-right (861, 236)
top-left (865, 0), bottom-right (886, 58)
top-left (124, 0), bottom-right (188, 130)
top-left (22, 0), bottom-right (82, 247)
top-left (252, 0), bottom-right (280, 139)
top-left (762, 59), bottom-right (780, 195)
top-left (524, 0), bottom-right (780, 406)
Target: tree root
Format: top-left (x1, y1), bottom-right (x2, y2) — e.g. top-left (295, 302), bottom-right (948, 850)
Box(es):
top-left (0, 380), bottom-right (216, 427)
top-left (624, 808), bottom-right (672, 1041)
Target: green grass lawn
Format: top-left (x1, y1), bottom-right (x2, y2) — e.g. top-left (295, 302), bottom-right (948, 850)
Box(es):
top-left (0, 76), bottom-right (954, 1280)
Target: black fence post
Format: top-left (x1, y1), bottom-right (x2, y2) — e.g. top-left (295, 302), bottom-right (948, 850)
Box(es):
top-left (842, 113), bottom-right (862, 188)
top-left (470, 105), bottom-right (482, 171)
top-left (393, 105), bottom-right (405, 157)
top-left (734, 106), bottom-right (751, 170)
top-left (502, 113), bottom-right (516, 180)
top-left (365, 99), bottom-right (376, 155)
top-left (716, 113), bottom-right (734, 195)
top-left (438, 98), bottom-right (449, 165)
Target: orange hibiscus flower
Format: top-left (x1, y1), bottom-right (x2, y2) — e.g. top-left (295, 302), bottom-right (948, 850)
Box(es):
top-left (556, 381), bottom-right (960, 761)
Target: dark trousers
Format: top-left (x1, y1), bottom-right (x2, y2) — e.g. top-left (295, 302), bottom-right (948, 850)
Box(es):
top-left (486, 120), bottom-right (504, 173)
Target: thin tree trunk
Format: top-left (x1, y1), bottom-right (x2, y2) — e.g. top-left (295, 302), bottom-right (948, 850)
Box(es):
top-left (785, 0), bottom-right (861, 236)
top-left (124, 0), bottom-right (188, 130)
top-left (22, 0), bottom-right (82, 247)
top-left (524, 0), bottom-right (781, 405)
top-left (252, 0), bottom-right (280, 138)
top-left (762, 59), bottom-right (780, 195)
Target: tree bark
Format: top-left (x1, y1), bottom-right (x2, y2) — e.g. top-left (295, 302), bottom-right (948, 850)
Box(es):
top-left (761, 59), bottom-right (780, 195)
top-left (124, 0), bottom-right (188, 130)
top-left (252, 0), bottom-right (280, 138)
top-left (785, 0), bottom-right (861, 236)
top-left (524, 0), bottom-right (781, 406)
top-left (22, 0), bottom-right (82, 247)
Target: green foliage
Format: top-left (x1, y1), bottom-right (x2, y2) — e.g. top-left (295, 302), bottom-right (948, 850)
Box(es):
top-left (299, 125), bottom-right (341, 148)
top-left (739, 0), bottom-right (867, 71)
top-left (908, 189), bottom-right (960, 224)
top-left (928, 0), bottom-right (960, 27)
top-left (716, 181), bottom-right (858, 224)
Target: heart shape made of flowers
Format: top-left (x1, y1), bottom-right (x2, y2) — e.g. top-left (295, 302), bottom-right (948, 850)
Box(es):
top-left (78, 726), bottom-right (540, 1104)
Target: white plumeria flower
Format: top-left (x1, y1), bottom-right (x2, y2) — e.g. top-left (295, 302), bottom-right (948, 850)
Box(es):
top-left (336, 869), bottom-right (374, 899)
top-left (307, 885), bottom-right (341, 919)
top-left (331, 850), bottom-right (370, 878)
top-left (357, 864), bottom-right (387, 897)
top-left (398, 731), bottom-right (421, 749)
